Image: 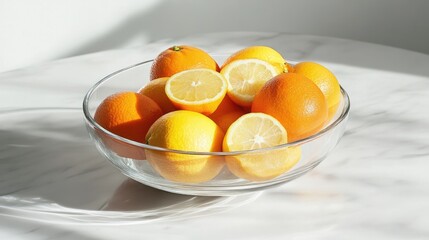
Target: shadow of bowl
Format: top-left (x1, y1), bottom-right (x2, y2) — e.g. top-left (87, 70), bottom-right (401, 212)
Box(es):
top-left (0, 108), bottom-right (260, 225)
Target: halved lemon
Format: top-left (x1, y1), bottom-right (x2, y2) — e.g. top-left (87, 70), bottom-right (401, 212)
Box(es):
top-left (221, 46), bottom-right (287, 74)
top-left (223, 113), bottom-right (301, 181)
top-left (165, 69), bottom-right (227, 115)
top-left (220, 59), bottom-right (278, 107)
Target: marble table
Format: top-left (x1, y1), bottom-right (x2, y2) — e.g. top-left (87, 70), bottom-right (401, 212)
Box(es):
top-left (1, 32), bottom-right (428, 239)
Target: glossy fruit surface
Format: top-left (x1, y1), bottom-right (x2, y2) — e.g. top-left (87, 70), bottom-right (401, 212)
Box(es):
top-left (208, 95), bottom-right (247, 132)
top-left (252, 73), bottom-right (328, 142)
top-left (293, 62), bottom-right (341, 119)
top-left (138, 77), bottom-right (176, 113)
top-left (150, 45), bottom-right (219, 80)
top-left (94, 91), bottom-right (163, 143)
top-left (145, 110), bottom-right (225, 183)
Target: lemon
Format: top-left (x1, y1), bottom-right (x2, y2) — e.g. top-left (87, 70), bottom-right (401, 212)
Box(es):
top-left (165, 69), bottom-right (227, 115)
top-left (221, 46), bottom-right (287, 74)
top-left (221, 59), bottom-right (278, 107)
top-left (223, 113), bottom-right (301, 181)
top-left (145, 110), bottom-right (225, 183)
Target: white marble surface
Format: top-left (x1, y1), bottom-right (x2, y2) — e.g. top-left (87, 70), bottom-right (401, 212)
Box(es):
top-left (1, 32), bottom-right (429, 239)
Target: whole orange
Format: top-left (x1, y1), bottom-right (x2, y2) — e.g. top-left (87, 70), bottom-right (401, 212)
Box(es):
top-left (209, 95), bottom-right (246, 132)
top-left (211, 94), bottom-right (242, 114)
top-left (251, 73), bottom-right (328, 142)
top-left (293, 62), bottom-right (341, 119)
top-left (138, 77), bottom-right (176, 113)
top-left (150, 45), bottom-right (219, 80)
top-left (94, 92), bottom-right (163, 143)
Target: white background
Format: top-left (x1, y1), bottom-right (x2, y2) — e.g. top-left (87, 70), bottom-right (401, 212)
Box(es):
top-left (1, 0), bottom-right (428, 72)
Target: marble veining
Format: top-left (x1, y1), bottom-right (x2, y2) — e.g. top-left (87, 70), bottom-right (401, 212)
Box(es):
top-left (1, 32), bottom-right (429, 239)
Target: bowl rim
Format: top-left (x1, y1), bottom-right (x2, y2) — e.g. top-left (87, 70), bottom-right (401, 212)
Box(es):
top-left (83, 59), bottom-right (350, 156)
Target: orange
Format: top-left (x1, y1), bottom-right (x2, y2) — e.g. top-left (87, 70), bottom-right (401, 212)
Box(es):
top-left (222, 113), bottom-right (301, 181)
top-left (211, 94), bottom-right (242, 114)
top-left (293, 62), bottom-right (341, 119)
top-left (94, 92), bottom-right (163, 159)
top-left (150, 45), bottom-right (219, 80)
top-left (211, 109), bottom-right (246, 133)
top-left (285, 62), bottom-right (294, 73)
top-left (165, 68), bottom-right (227, 115)
top-left (95, 92), bottom-right (163, 143)
top-left (138, 77), bottom-right (176, 113)
top-left (145, 110), bottom-right (225, 183)
top-left (221, 46), bottom-right (287, 74)
top-left (251, 73), bottom-right (328, 142)
top-left (208, 95), bottom-right (246, 132)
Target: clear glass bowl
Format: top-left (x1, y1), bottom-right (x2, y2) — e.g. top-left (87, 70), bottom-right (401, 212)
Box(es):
top-left (83, 56), bottom-right (350, 196)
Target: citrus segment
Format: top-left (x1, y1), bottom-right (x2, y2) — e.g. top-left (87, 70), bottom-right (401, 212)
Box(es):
top-left (165, 69), bottom-right (227, 115)
top-left (220, 59), bottom-right (278, 107)
top-left (223, 113), bottom-right (287, 151)
top-left (222, 113), bottom-right (301, 181)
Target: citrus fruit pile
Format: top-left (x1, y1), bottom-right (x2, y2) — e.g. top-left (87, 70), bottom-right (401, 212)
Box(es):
top-left (94, 45), bottom-right (341, 183)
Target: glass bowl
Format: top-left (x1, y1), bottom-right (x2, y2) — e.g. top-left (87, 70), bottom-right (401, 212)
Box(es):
top-left (83, 55), bottom-right (350, 196)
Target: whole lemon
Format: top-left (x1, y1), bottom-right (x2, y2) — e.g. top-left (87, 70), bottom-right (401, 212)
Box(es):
top-left (145, 110), bottom-right (225, 183)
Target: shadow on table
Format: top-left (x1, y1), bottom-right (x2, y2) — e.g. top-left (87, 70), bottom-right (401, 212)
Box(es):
top-left (0, 108), bottom-right (258, 225)
top-left (102, 178), bottom-right (226, 212)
